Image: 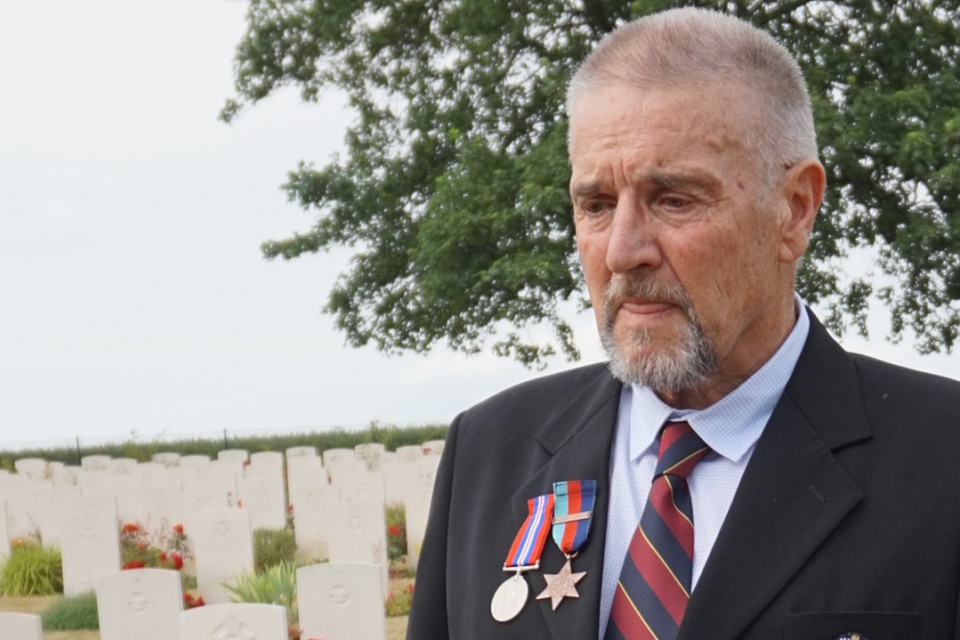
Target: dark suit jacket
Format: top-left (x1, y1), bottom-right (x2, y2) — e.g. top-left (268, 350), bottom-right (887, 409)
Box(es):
top-left (407, 315), bottom-right (960, 639)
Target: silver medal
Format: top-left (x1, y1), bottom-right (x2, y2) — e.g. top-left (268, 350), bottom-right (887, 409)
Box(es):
top-left (490, 572), bottom-right (529, 622)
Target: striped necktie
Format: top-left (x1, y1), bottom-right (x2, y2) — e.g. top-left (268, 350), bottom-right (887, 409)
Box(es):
top-left (605, 421), bottom-right (710, 640)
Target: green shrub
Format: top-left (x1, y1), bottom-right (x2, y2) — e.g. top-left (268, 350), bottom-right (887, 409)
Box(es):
top-left (41, 592), bottom-right (99, 630)
top-left (253, 528), bottom-right (297, 574)
top-left (225, 562), bottom-right (298, 621)
top-left (0, 540), bottom-right (63, 596)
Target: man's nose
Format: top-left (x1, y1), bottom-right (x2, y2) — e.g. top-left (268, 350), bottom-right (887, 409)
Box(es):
top-left (605, 198), bottom-right (662, 274)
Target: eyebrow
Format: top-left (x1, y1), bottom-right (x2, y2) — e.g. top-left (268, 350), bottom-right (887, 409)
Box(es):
top-left (570, 170), bottom-right (722, 200)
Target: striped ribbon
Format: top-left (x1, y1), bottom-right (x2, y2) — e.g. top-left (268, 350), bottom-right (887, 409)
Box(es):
top-left (552, 480), bottom-right (596, 555)
top-left (505, 493), bottom-right (555, 569)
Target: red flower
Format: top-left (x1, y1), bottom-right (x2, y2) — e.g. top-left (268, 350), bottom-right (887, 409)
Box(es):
top-left (160, 552), bottom-right (167, 562)
top-left (138, 542), bottom-right (147, 550)
top-left (121, 523), bottom-right (140, 534)
top-left (388, 524), bottom-right (401, 537)
top-left (122, 560), bottom-right (145, 570)
top-left (172, 524), bottom-right (184, 535)
top-left (172, 552), bottom-right (183, 570)
top-left (194, 596), bottom-right (205, 607)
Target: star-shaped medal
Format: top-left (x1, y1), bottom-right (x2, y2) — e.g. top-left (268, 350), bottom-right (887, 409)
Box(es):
top-left (536, 559), bottom-right (587, 610)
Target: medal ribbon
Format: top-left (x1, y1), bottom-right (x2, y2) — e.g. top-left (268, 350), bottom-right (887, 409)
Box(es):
top-left (552, 480), bottom-right (596, 556)
top-left (504, 493), bottom-right (555, 569)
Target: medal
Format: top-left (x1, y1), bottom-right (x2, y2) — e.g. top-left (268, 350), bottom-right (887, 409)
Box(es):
top-left (536, 480), bottom-right (596, 610)
top-left (491, 493), bottom-right (555, 623)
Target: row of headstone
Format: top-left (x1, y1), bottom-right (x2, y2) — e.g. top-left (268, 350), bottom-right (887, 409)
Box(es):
top-left (1, 441), bottom-right (442, 604)
top-left (86, 563), bottom-right (386, 640)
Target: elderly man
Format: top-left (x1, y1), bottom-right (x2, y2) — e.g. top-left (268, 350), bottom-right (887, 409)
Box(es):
top-left (407, 8), bottom-right (960, 640)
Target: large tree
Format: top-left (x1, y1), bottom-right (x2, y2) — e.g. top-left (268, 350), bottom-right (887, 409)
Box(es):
top-left (223, 0), bottom-right (960, 367)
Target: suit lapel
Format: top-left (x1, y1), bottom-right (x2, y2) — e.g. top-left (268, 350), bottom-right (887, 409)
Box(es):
top-left (510, 367), bottom-right (622, 640)
top-left (679, 314), bottom-right (871, 640)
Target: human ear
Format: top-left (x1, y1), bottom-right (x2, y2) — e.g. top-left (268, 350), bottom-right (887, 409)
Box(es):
top-left (778, 159), bottom-right (826, 263)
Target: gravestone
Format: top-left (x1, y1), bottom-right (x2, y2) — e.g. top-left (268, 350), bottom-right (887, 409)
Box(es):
top-left (180, 603), bottom-right (287, 640)
top-left (218, 449), bottom-right (249, 463)
top-left (60, 508), bottom-right (122, 596)
top-left (395, 445), bottom-right (423, 464)
top-left (403, 473), bottom-right (436, 568)
top-left (326, 458), bottom-right (368, 486)
top-left (189, 507), bottom-right (255, 605)
top-left (322, 448), bottom-right (355, 468)
top-left (379, 459), bottom-right (419, 506)
top-left (336, 471), bottom-right (386, 505)
top-left (34, 483), bottom-right (81, 546)
top-left (285, 446), bottom-right (316, 459)
top-left (152, 452), bottom-right (181, 467)
top-left (107, 458), bottom-right (139, 475)
top-left (237, 471), bottom-right (286, 530)
top-left (326, 503), bottom-right (389, 595)
top-left (286, 457), bottom-right (327, 504)
top-left (136, 462), bottom-right (167, 482)
top-left (0, 612), bottom-right (42, 640)
top-left (247, 451), bottom-right (283, 473)
top-left (0, 502), bottom-right (9, 559)
top-left (194, 464), bottom-right (240, 507)
top-left (81, 455), bottom-right (111, 470)
top-left (95, 568), bottom-right (183, 640)
top-left (78, 469), bottom-right (109, 494)
top-left (422, 439), bottom-right (446, 455)
top-left (144, 476), bottom-right (185, 528)
top-left (179, 455), bottom-right (211, 472)
top-left (297, 563), bottom-right (386, 640)
top-left (354, 443), bottom-right (386, 471)
top-left (14, 458), bottom-right (48, 480)
top-left (291, 483), bottom-right (340, 562)
top-left (182, 486), bottom-right (232, 512)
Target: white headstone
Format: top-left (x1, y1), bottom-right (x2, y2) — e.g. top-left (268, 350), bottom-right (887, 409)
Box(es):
top-left (180, 603), bottom-right (287, 640)
top-left (322, 448), bottom-right (355, 468)
top-left (286, 456), bottom-right (327, 500)
top-left (237, 471), bottom-right (286, 530)
top-left (354, 443), bottom-right (386, 471)
top-left (336, 471), bottom-right (386, 505)
top-left (297, 563), bottom-right (386, 640)
top-left (291, 483), bottom-right (340, 562)
top-left (189, 507), bottom-right (255, 605)
top-left (14, 458), bottom-right (48, 480)
top-left (326, 458), bottom-right (368, 486)
top-left (81, 455), bottom-right (111, 470)
top-left (0, 502), bottom-right (10, 559)
top-left (326, 503), bottom-right (389, 595)
top-left (107, 458), bottom-right (139, 475)
top-left (285, 446), bottom-right (316, 459)
top-left (395, 445), bottom-right (423, 464)
top-left (248, 451), bottom-right (283, 473)
top-left (34, 483), bottom-right (81, 546)
top-left (422, 439), bottom-right (445, 455)
top-left (218, 449), bottom-right (249, 463)
top-left (95, 568), bottom-right (183, 640)
top-left (60, 508), bottom-right (122, 596)
top-left (78, 469), bottom-right (109, 495)
top-left (152, 452), bottom-right (181, 466)
top-left (403, 473), bottom-right (436, 568)
top-left (179, 455), bottom-right (211, 472)
top-left (194, 465), bottom-right (240, 507)
top-left (0, 613), bottom-right (42, 640)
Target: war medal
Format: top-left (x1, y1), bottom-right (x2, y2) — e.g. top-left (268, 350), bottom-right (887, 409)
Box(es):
top-left (491, 493), bottom-right (555, 623)
top-left (536, 480), bottom-right (596, 610)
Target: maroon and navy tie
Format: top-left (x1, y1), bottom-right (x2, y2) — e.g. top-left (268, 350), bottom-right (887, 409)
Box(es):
top-left (605, 421), bottom-right (710, 640)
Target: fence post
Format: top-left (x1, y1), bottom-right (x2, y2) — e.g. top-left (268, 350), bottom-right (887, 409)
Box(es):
top-left (75, 436), bottom-right (82, 465)
top-left (223, 428), bottom-right (229, 451)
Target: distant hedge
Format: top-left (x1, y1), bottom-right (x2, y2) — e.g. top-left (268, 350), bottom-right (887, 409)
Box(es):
top-left (0, 423), bottom-right (449, 470)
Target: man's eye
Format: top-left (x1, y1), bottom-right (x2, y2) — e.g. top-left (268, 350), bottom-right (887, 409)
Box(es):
top-left (581, 199), bottom-right (615, 216)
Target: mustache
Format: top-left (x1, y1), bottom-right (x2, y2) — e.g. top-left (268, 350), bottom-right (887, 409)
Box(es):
top-left (601, 275), bottom-right (696, 329)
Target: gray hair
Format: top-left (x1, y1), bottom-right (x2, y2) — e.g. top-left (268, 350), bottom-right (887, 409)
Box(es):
top-left (567, 8), bottom-right (818, 192)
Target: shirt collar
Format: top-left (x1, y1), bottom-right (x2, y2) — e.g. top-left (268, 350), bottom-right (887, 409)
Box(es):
top-left (629, 294), bottom-right (810, 464)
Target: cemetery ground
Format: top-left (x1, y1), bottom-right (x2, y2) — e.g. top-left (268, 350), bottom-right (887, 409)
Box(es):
top-left (0, 427), bottom-right (445, 639)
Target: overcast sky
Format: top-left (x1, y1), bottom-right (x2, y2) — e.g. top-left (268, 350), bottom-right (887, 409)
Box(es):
top-left (1, 1), bottom-right (957, 451)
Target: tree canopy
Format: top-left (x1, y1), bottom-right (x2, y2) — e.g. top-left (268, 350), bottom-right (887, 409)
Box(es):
top-left (223, 0), bottom-right (960, 367)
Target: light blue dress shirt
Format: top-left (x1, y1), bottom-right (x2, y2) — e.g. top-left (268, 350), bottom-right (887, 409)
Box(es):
top-left (598, 296), bottom-right (810, 638)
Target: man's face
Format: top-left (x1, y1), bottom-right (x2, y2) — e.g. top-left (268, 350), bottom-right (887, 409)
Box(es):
top-left (569, 82), bottom-right (796, 404)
